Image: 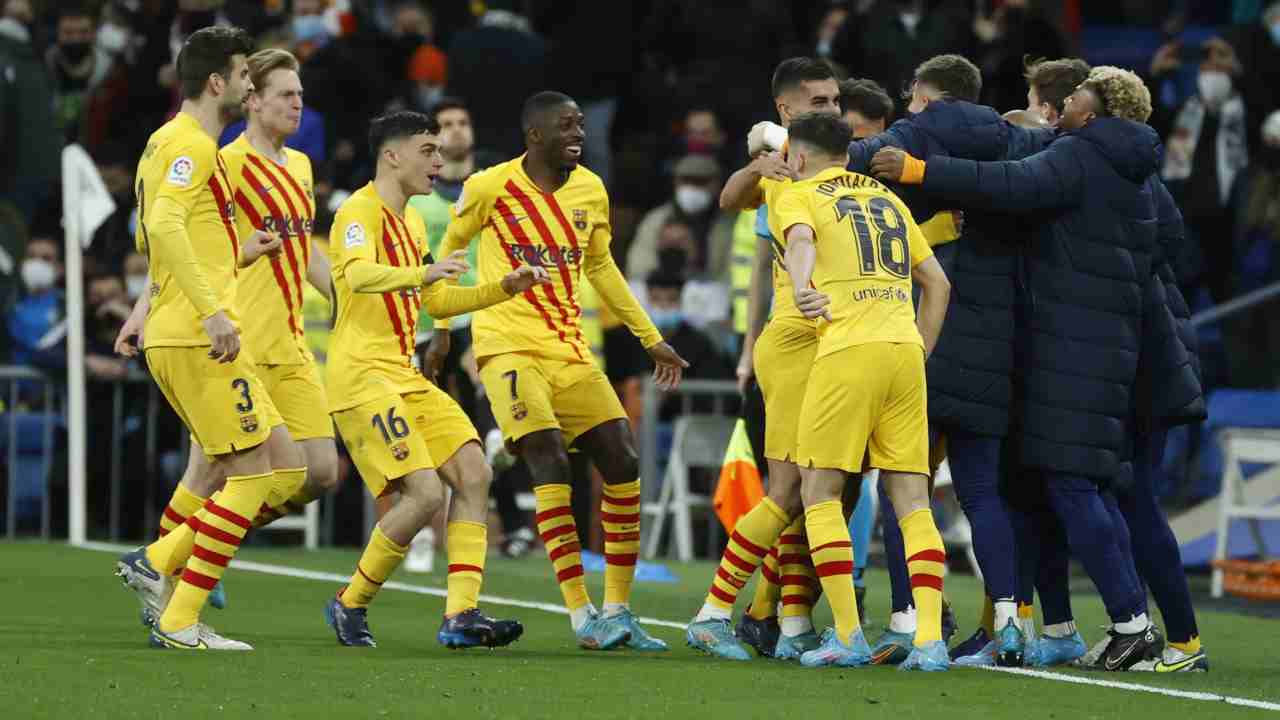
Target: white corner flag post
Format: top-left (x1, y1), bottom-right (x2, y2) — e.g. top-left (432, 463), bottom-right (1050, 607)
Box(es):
top-left (61, 144), bottom-right (116, 546)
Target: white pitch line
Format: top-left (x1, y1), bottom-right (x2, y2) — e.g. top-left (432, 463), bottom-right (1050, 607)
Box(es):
top-left (80, 541), bottom-right (1276, 710)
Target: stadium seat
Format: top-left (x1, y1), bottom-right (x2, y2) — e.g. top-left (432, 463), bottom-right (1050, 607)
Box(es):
top-left (0, 411), bottom-right (60, 530)
top-left (255, 496), bottom-right (320, 550)
top-left (642, 414), bottom-right (736, 562)
top-left (1210, 401), bottom-right (1280, 597)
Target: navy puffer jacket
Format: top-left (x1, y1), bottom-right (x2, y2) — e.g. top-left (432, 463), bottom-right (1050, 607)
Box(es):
top-left (918, 118), bottom-right (1160, 479)
top-left (1134, 177), bottom-right (1206, 431)
top-left (845, 100), bottom-right (1053, 437)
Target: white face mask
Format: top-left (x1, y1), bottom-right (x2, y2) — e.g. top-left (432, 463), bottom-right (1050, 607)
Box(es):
top-left (1197, 70), bottom-right (1233, 106)
top-left (97, 22), bottom-right (129, 55)
top-left (674, 185), bottom-right (713, 215)
top-left (21, 258), bottom-right (55, 291)
top-left (125, 274), bottom-right (148, 300)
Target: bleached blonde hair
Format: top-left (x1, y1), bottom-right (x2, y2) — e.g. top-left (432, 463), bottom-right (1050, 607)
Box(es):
top-left (1080, 66), bottom-right (1153, 123)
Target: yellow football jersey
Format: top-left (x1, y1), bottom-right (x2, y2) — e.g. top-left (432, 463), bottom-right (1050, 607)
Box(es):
top-left (773, 166), bottom-right (933, 360)
top-left (134, 112), bottom-right (241, 348)
top-left (439, 155), bottom-right (660, 363)
top-left (221, 134), bottom-right (316, 364)
top-left (326, 183), bottom-right (433, 412)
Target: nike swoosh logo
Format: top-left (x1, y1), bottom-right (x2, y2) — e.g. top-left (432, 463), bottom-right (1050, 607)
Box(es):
top-left (1155, 655), bottom-right (1202, 673)
top-left (1104, 635), bottom-right (1145, 670)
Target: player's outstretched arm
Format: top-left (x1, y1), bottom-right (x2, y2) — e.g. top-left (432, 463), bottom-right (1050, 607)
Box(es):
top-left (423, 261), bottom-right (551, 319)
top-left (912, 255), bottom-right (950, 358)
top-left (720, 153), bottom-right (793, 211)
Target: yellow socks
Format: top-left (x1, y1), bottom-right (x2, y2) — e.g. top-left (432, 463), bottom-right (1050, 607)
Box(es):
top-left (806, 499), bottom-right (860, 641)
top-left (158, 484), bottom-right (205, 538)
top-left (534, 484), bottom-right (590, 613)
top-left (746, 542), bottom-right (783, 620)
top-left (980, 595), bottom-right (995, 637)
top-left (700, 498), bottom-right (788, 618)
top-left (601, 480), bottom-right (641, 611)
top-left (901, 508), bottom-right (947, 646)
top-left (777, 519), bottom-right (817, 625)
top-left (339, 525), bottom-right (408, 609)
top-left (445, 521), bottom-right (487, 616)
top-left (158, 471), bottom-right (271, 632)
top-left (252, 467), bottom-right (310, 528)
top-left (1170, 636), bottom-right (1202, 655)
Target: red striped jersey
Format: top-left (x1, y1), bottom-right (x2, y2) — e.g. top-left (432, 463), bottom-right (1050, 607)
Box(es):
top-left (133, 112), bottom-right (241, 348)
top-left (326, 183), bottom-right (432, 411)
top-left (221, 134), bottom-right (316, 364)
top-left (440, 156), bottom-right (659, 363)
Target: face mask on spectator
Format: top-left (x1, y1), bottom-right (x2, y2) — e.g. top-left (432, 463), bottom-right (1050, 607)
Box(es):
top-left (292, 15), bottom-right (329, 45)
top-left (98, 22), bottom-right (128, 55)
top-left (60, 40), bottom-right (91, 63)
top-left (1197, 70), bottom-right (1232, 106)
top-left (675, 186), bottom-right (712, 215)
top-left (21, 258), bottom-right (55, 291)
top-left (650, 308), bottom-right (684, 333)
top-left (126, 274), bottom-right (148, 300)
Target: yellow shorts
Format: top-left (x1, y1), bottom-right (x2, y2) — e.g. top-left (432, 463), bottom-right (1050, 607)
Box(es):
top-left (479, 352), bottom-right (625, 447)
top-left (145, 346), bottom-right (282, 457)
top-left (796, 342), bottom-right (930, 475)
top-left (256, 361), bottom-right (334, 441)
top-left (332, 385), bottom-right (478, 498)
top-left (753, 319), bottom-right (818, 462)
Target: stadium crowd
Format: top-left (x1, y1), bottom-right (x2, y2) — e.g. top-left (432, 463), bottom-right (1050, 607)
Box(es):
top-left (1, 0), bottom-right (1279, 669)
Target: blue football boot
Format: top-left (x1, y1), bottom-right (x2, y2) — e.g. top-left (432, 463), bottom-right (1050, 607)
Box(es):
top-left (687, 618), bottom-right (751, 660)
top-left (899, 640), bottom-right (951, 671)
top-left (325, 594), bottom-right (376, 647)
top-left (799, 627), bottom-right (873, 668)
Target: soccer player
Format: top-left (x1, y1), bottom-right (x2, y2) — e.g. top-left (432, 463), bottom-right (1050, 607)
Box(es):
top-left (322, 111), bottom-right (547, 649)
top-left (115, 48), bottom-right (341, 614)
top-left (777, 112), bottom-right (952, 670)
top-left (687, 57), bottom-right (843, 661)
top-left (114, 26), bottom-right (303, 650)
top-left (432, 91), bottom-right (687, 651)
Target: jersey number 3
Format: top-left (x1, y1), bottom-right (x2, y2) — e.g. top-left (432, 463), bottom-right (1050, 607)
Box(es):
top-left (835, 196), bottom-right (910, 279)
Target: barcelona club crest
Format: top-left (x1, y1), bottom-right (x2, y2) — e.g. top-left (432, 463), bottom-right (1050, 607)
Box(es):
top-left (391, 442), bottom-right (410, 461)
top-left (240, 414), bottom-right (259, 433)
top-left (572, 209), bottom-right (588, 231)
top-left (511, 401), bottom-right (528, 421)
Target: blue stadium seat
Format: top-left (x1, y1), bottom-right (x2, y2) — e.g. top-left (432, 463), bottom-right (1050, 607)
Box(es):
top-left (0, 412), bottom-right (61, 525)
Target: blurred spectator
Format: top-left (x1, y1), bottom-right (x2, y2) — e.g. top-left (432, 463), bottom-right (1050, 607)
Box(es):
top-left (972, 0), bottom-right (1065, 114)
top-left (122, 251), bottom-right (148, 303)
top-left (1226, 2), bottom-right (1280, 152)
top-left (645, 267), bottom-right (734, 421)
top-left (536, 0), bottom-right (631, 189)
top-left (1225, 108), bottom-right (1280, 386)
top-left (46, 4), bottom-right (125, 148)
top-left (1158, 37), bottom-right (1249, 302)
top-left (446, 0), bottom-right (546, 159)
top-left (642, 0), bottom-right (796, 145)
top-left (628, 154), bottom-right (734, 281)
top-left (815, 2), bottom-right (848, 59)
top-left (87, 141), bottom-right (137, 273)
top-left (831, 0), bottom-right (974, 111)
top-left (83, 271), bottom-right (129, 380)
top-left (0, 0), bottom-right (60, 222)
top-left (840, 77), bottom-right (895, 137)
top-left (6, 235), bottom-right (65, 371)
top-left (682, 107), bottom-right (728, 157)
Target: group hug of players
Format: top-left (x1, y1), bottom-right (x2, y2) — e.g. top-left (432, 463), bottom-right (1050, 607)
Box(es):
top-left (113, 25), bottom-right (1206, 674)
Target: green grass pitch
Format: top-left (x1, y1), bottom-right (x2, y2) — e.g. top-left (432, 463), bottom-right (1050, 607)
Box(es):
top-left (0, 541), bottom-right (1275, 719)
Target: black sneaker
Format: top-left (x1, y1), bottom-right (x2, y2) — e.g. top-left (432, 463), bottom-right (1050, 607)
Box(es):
top-left (325, 595), bottom-right (376, 647)
top-left (1095, 624), bottom-right (1164, 671)
top-left (735, 612), bottom-right (780, 658)
top-left (437, 607), bottom-right (524, 649)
